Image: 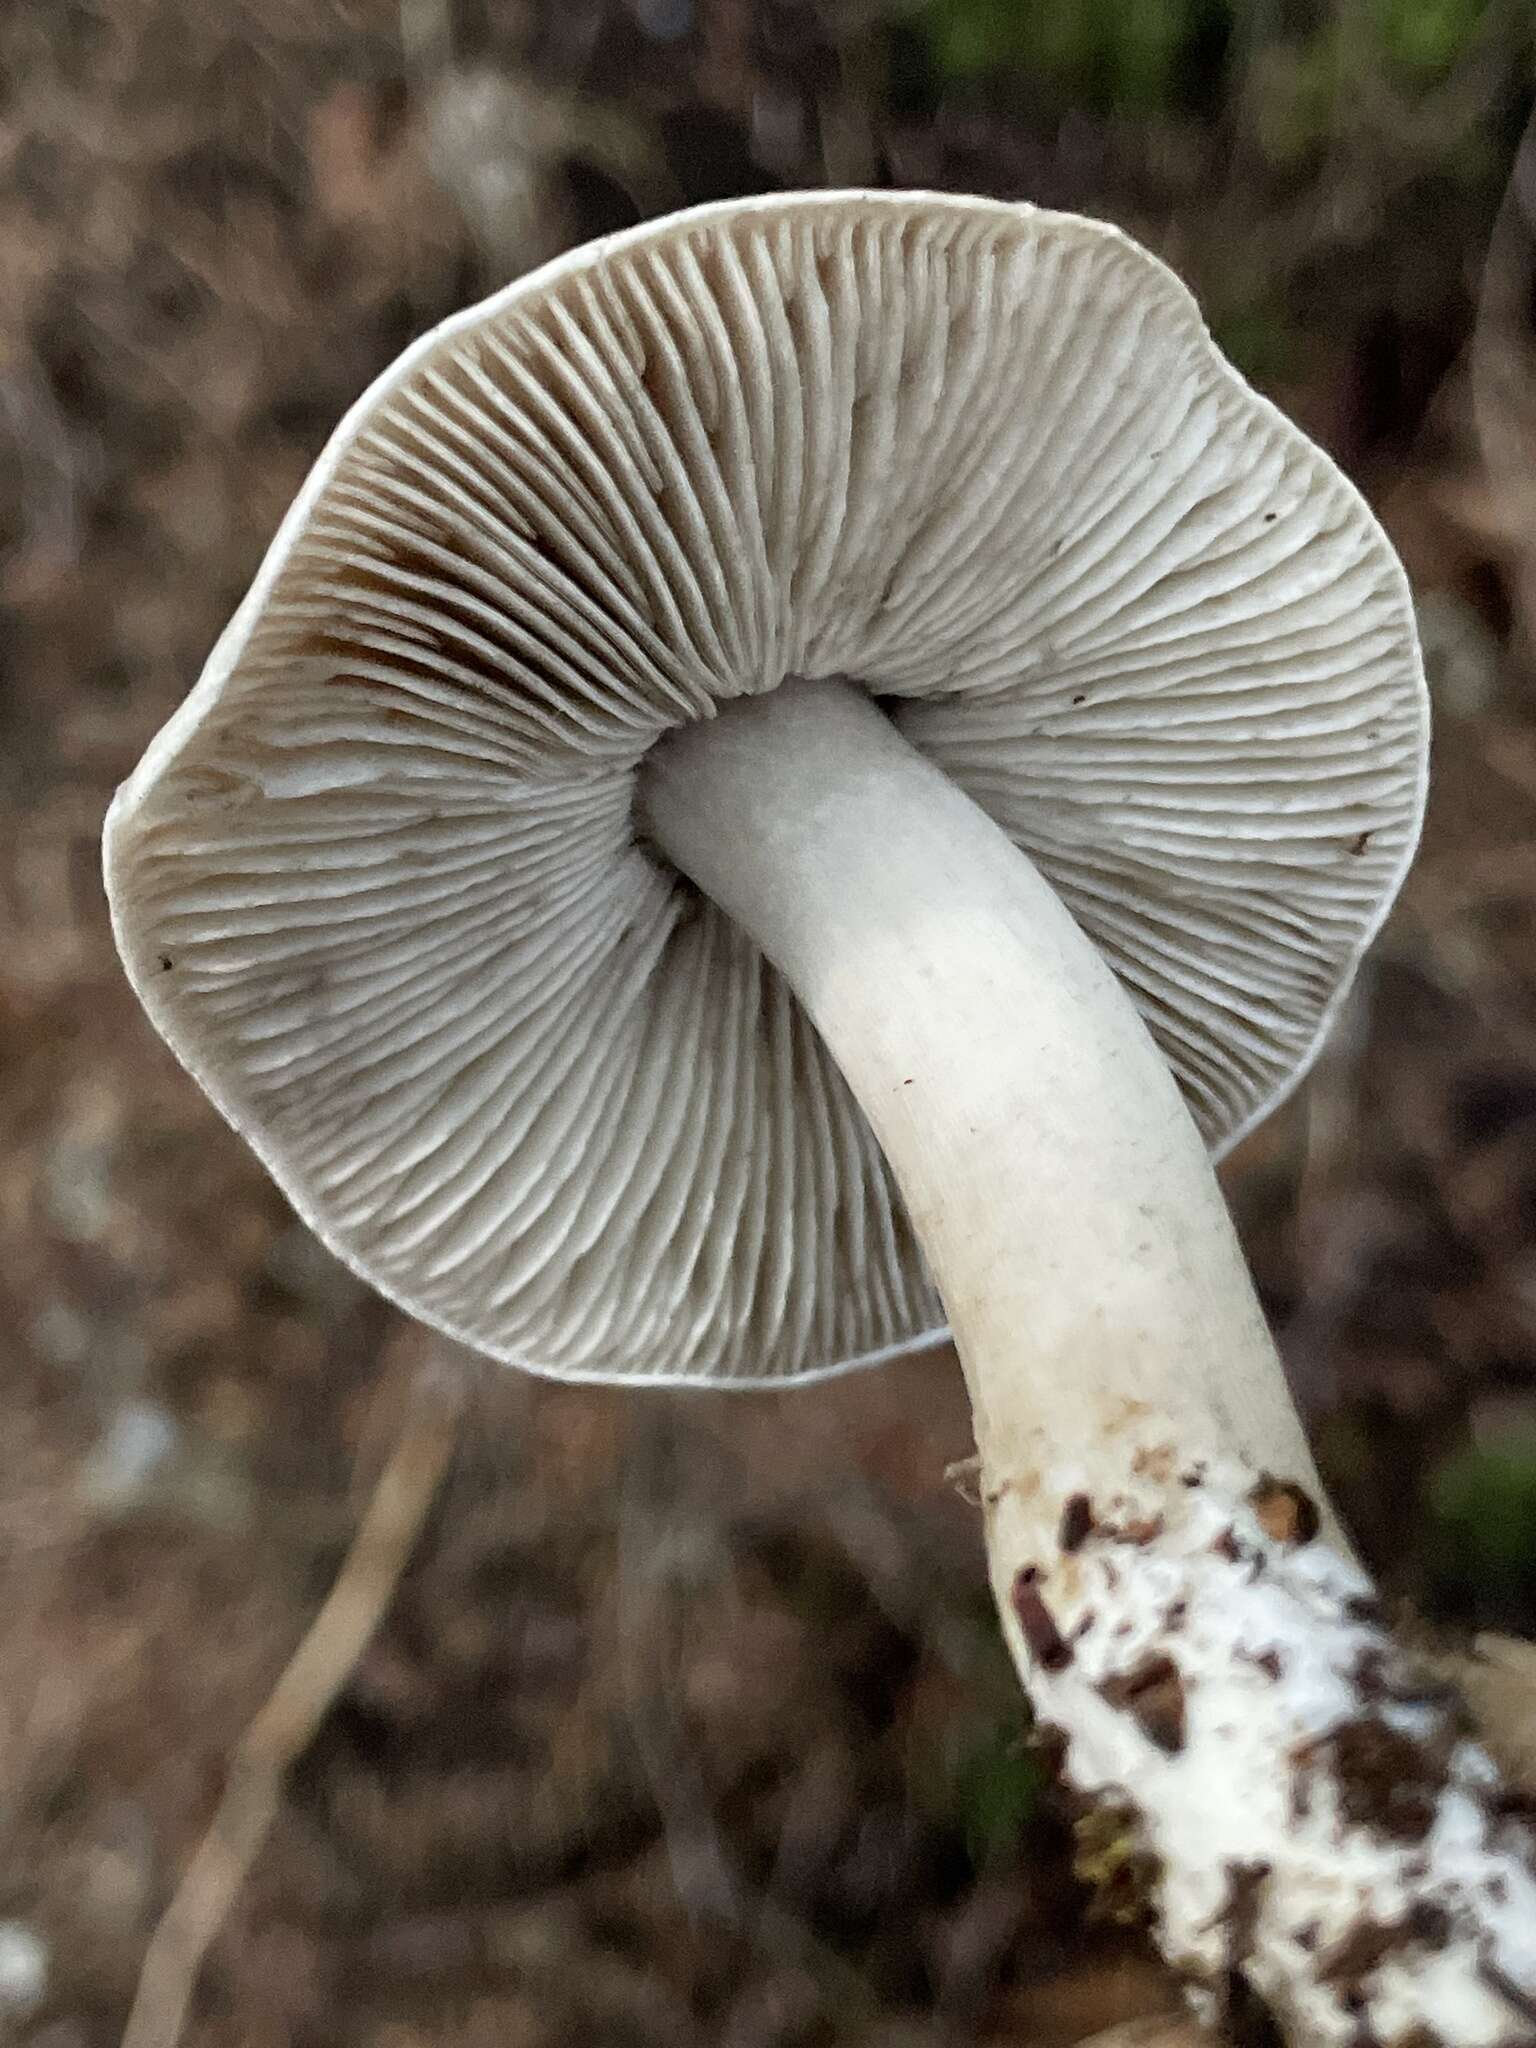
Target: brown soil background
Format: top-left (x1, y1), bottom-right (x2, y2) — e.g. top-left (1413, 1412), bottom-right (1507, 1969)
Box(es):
top-left (3, 3), bottom-right (1536, 2043)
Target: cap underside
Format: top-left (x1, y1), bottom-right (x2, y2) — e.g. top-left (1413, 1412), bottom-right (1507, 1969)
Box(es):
top-left (105, 191), bottom-right (1427, 1385)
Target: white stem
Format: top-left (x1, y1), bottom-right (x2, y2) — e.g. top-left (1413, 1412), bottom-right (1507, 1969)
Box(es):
top-left (644, 677), bottom-right (1536, 2048)
top-left (648, 678), bottom-right (1313, 1487)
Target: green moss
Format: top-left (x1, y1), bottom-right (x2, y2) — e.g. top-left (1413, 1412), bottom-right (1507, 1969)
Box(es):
top-left (909, 0), bottom-right (1501, 115)
top-left (913, 0), bottom-right (1197, 107)
top-left (1426, 1433), bottom-right (1536, 1625)
top-left (1207, 297), bottom-right (1299, 385)
top-left (1368, 0), bottom-right (1491, 80)
top-left (1248, 35), bottom-right (1341, 166)
top-left (948, 1723), bottom-right (1049, 1867)
top-left (1103, 0), bottom-right (1191, 110)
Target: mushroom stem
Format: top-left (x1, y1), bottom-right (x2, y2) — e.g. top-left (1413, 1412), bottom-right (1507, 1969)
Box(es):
top-left (643, 675), bottom-right (1536, 2048)
top-left (648, 674), bottom-right (1315, 1493)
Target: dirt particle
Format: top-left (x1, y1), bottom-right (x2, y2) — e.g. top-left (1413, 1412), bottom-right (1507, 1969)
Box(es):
top-left (1348, 829), bottom-right (1373, 856)
top-left (1220, 1858), bottom-right (1272, 1968)
top-left (1058, 1491), bottom-right (1094, 1553)
top-left (1249, 1474), bottom-right (1321, 1546)
top-left (1351, 1646), bottom-right (1389, 1703)
top-left (1406, 1902), bottom-right (1452, 1948)
top-left (1295, 1714), bottom-right (1455, 1845)
top-left (1011, 1568), bottom-right (1072, 1672)
top-left (1485, 1784), bottom-right (1536, 1828)
top-left (1131, 1442), bottom-right (1177, 1483)
top-left (1030, 1721), bottom-right (1071, 1776)
top-left (1097, 1652), bottom-right (1187, 1754)
top-left (1115, 1512), bottom-right (1165, 1547)
top-left (1213, 1526), bottom-right (1245, 1562)
top-left (1291, 1763), bottom-right (1314, 1823)
top-left (1354, 1647), bottom-right (1469, 1724)
top-left (1318, 1915), bottom-right (1410, 1987)
top-left (1239, 1646), bottom-right (1284, 1682)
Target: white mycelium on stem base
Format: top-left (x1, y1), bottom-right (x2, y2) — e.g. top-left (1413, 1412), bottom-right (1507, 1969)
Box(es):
top-left (645, 677), bottom-right (1536, 2047)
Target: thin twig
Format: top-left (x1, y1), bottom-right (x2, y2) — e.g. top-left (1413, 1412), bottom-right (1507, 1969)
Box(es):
top-left (119, 1357), bottom-right (463, 2048)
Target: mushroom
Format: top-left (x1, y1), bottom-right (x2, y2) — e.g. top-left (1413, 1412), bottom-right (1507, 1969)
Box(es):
top-left (104, 192), bottom-right (1536, 2043)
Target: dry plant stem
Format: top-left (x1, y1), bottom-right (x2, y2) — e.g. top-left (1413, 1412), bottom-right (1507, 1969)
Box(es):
top-left (119, 1367), bottom-right (462, 2048)
top-left (644, 676), bottom-right (1536, 2048)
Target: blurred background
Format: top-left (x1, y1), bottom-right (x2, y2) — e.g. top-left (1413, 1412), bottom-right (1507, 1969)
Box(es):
top-left (3, 1), bottom-right (1536, 2042)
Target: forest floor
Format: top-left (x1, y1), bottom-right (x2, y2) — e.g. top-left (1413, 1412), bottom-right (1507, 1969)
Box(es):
top-left (3, 2), bottom-right (1536, 2043)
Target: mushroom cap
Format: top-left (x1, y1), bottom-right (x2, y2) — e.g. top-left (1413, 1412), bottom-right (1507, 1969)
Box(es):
top-left (105, 190), bottom-right (1427, 1387)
